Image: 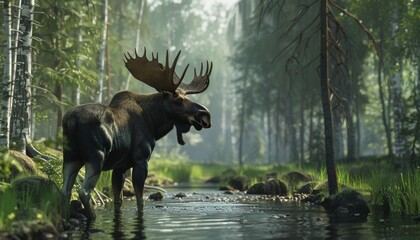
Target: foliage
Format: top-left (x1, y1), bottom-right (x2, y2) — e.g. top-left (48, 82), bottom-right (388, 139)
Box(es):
top-left (369, 169), bottom-right (420, 215)
top-left (0, 180), bottom-right (63, 230)
top-left (0, 151), bottom-right (22, 182)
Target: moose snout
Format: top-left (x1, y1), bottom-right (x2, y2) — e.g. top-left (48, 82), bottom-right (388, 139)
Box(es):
top-left (196, 110), bottom-right (211, 128)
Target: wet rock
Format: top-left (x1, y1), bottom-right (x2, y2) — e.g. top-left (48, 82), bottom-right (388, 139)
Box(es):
top-left (69, 218), bottom-right (81, 227)
top-left (205, 176), bottom-right (222, 184)
top-left (224, 190), bottom-right (235, 195)
top-left (296, 181), bottom-right (319, 194)
top-left (229, 175), bottom-right (249, 191)
top-left (301, 193), bottom-right (324, 204)
top-left (175, 192), bottom-right (187, 198)
top-left (265, 178), bottom-right (288, 196)
top-left (148, 192), bottom-right (163, 201)
top-left (219, 186), bottom-right (234, 191)
top-left (206, 169), bottom-right (237, 184)
top-left (321, 189), bottom-right (370, 217)
top-left (247, 183), bottom-right (266, 195)
top-left (69, 200), bottom-right (83, 217)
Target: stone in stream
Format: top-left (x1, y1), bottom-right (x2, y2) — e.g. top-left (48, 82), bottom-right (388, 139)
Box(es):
top-left (228, 175), bottom-right (249, 191)
top-left (149, 192), bottom-right (164, 201)
top-left (265, 178), bottom-right (288, 196)
top-left (174, 192), bottom-right (187, 198)
top-left (321, 189), bottom-right (370, 217)
top-left (247, 183), bottom-right (265, 195)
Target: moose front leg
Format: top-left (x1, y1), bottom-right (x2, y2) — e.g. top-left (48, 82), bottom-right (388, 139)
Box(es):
top-left (132, 160), bottom-right (148, 214)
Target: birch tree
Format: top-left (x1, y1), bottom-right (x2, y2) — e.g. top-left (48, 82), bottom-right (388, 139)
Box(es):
top-left (124, 0), bottom-right (145, 90)
top-left (10, 0), bottom-right (34, 152)
top-left (96, 0), bottom-right (108, 103)
top-left (1, 0), bottom-right (13, 149)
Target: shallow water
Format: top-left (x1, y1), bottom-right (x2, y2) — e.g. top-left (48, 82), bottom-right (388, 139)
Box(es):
top-left (69, 188), bottom-right (420, 240)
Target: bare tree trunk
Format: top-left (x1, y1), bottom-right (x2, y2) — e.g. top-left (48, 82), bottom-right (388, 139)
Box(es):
top-left (333, 110), bottom-right (344, 161)
top-left (1, 0), bottom-right (13, 149)
top-left (390, 10), bottom-right (408, 160)
top-left (275, 93), bottom-right (281, 163)
top-left (238, 76), bottom-right (247, 167)
top-left (378, 29), bottom-right (394, 157)
top-left (320, 0), bottom-right (338, 195)
top-left (10, 0), bottom-right (34, 153)
top-left (125, 0), bottom-right (145, 90)
top-left (299, 94), bottom-right (305, 167)
top-left (96, 0), bottom-right (108, 103)
top-left (344, 103), bottom-right (356, 162)
top-left (286, 99), bottom-right (298, 162)
top-left (308, 100), bottom-right (315, 162)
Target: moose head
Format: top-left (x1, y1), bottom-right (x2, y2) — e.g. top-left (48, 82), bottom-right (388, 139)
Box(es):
top-left (124, 48), bottom-right (213, 145)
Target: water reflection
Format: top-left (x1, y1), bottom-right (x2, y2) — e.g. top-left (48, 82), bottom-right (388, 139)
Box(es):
top-left (111, 210), bottom-right (125, 240)
top-left (68, 191), bottom-right (420, 240)
top-left (130, 213), bottom-right (146, 239)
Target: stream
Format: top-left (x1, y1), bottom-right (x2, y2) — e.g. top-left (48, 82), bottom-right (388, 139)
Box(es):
top-left (67, 187), bottom-right (420, 239)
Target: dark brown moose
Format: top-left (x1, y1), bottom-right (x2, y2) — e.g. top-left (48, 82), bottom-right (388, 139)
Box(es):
top-left (62, 48), bottom-right (212, 218)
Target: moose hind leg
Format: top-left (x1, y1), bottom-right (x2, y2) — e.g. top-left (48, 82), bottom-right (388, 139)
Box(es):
top-left (79, 158), bottom-right (103, 219)
top-left (62, 161), bottom-right (84, 204)
top-left (112, 168), bottom-right (126, 211)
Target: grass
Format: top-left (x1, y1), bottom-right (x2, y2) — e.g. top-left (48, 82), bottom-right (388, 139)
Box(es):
top-left (368, 168), bottom-right (420, 215)
top-left (0, 179), bottom-right (63, 230)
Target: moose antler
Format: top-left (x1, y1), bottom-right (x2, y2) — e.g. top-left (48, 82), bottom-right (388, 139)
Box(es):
top-left (124, 48), bottom-right (189, 93)
top-left (179, 61), bottom-right (213, 95)
top-left (124, 48), bottom-right (212, 94)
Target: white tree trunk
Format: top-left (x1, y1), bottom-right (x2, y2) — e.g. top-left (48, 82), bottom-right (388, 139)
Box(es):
top-left (10, 0), bottom-right (34, 152)
top-left (11, 0), bottom-right (22, 86)
top-left (1, 0), bottom-right (13, 149)
top-left (96, 0), bottom-right (108, 103)
top-left (125, 0), bottom-right (145, 90)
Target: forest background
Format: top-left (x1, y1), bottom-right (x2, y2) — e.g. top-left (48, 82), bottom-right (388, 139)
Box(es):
top-left (1, 0), bottom-right (420, 172)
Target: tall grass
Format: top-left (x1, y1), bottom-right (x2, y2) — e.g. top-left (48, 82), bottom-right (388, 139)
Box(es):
top-left (369, 169), bottom-right (420, 215)
top-left (0, 188), bottom-right (17, 229)
top-left (0, 182), bottom-right (63, 229)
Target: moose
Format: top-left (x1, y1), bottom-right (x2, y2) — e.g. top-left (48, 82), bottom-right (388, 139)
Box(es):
top-left (62, 48), bottom-right (212, 218)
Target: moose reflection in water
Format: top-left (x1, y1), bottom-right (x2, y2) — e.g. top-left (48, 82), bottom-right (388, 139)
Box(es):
top-left (61, 48), bottom-right (213, 219)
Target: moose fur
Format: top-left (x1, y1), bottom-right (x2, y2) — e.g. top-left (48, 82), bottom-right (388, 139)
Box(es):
top-left (62, 90), bottom-right (211, 218)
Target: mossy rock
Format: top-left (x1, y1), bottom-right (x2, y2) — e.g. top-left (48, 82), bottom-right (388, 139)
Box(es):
top-left (265, 178), bottom-right (288, 196)
top-left (296, 181), bottom-right (319, 194)
top-left (281, 171), bottom-right (314, 186)
top-left (11, 176), bottom-right (64, 209)
top-left (322, 189), bottom-right (370, 217)
top-left (228, 175), bottom-right (249, 191)
top-left (1, 220), bottom-right (58, 240)
top-left (205, 176), bottom-right (222, 184)
top-left (247, 183), bottom-right (265, 195)
top-left (265, 172), bottom-right (278, 180)
top-left (8, 150), bottom-right (37, 180)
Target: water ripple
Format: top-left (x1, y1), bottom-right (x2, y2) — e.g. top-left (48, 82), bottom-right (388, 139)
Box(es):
top-left (68, 190), bottom-right (420, 240)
